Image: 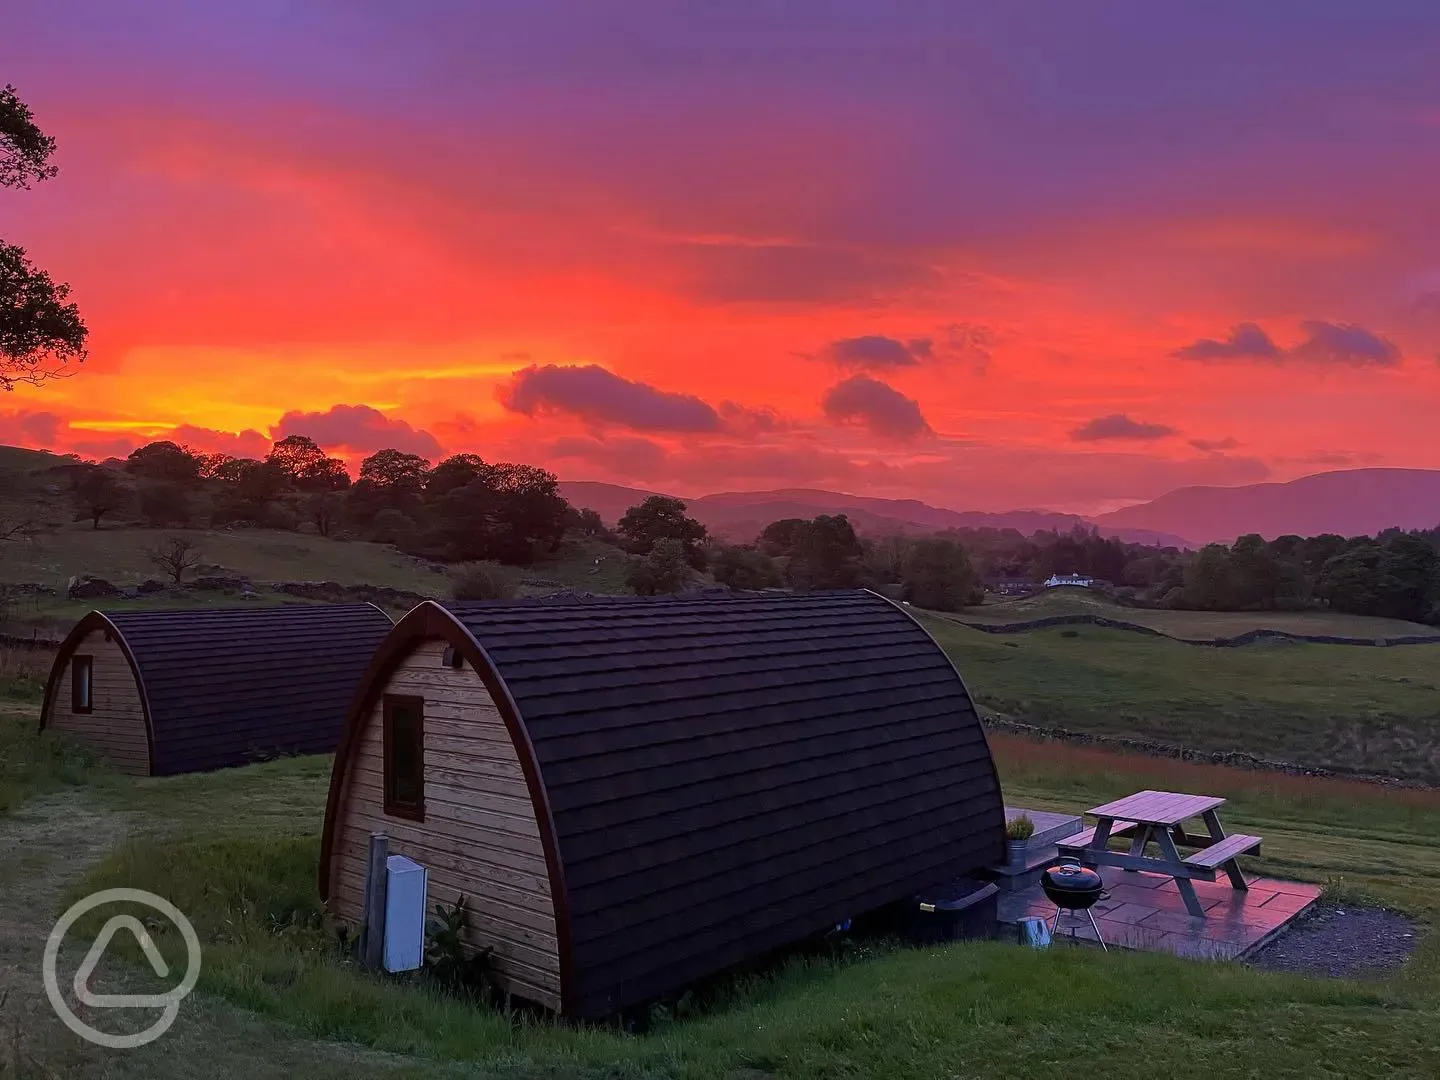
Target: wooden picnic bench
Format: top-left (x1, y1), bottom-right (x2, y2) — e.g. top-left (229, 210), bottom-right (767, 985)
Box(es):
top-left (1055, 789), bottom-right (1261, 918)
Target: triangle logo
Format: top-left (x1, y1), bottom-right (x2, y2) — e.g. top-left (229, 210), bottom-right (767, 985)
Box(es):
top-left (73, 914), bottom-right (176, 1009)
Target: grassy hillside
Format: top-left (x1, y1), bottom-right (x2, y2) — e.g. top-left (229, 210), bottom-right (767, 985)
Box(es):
top-left (924, 614), bottom-right (1440, 783)
top-left (1, 707), bottom-right (1433, 1078)
top-left (0, 524), bottom-right (446, 592)
top-left (962, 586), bottom-right (1440, 639)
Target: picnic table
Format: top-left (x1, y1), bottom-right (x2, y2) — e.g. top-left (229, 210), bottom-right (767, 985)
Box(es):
top-left (1056, 789), bottom-right (1262, 918)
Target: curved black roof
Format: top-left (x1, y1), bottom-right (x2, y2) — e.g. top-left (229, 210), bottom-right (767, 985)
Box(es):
top-left (323, 589), bottom-right (1004, 1017)
top-left (42, 603), bottom-right (394, 775)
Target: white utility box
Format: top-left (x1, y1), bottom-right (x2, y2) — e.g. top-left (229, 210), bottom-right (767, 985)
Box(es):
top-left (383, 854), bottom-right (429, 973)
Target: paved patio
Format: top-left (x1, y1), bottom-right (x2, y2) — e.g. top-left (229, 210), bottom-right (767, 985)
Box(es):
top-left (997, 865), bottom-right (1322, 960)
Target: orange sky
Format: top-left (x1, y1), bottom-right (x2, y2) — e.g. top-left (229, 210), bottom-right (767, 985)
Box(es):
top-left (5, 4), bottom-right (1440, 514)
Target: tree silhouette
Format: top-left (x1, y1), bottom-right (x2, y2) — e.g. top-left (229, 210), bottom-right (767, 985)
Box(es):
top-left (2, 85), bottom-right (87, 389)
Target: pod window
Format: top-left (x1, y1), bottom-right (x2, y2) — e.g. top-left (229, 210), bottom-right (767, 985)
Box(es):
top-left (383, 695), bottom-right (425, 820)
top-left (71, 655), bottom-right (94, 714)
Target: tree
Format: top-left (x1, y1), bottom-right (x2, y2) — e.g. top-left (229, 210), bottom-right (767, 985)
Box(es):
top-left (210, 458), bottom-right (288, 525)
top-left (567, 506), bottom-right (607, 541)
top-left (2, 86), bottom-right (87, 390)
top-left (424, 454), bottom-right (491, 501)
top-left (138, 481), bottom-right (192, 527)
top-left (1319, 534), bottom-right (1440, 622)
top-left (617, 496), bottom-right (708, 558)
top-left (368, 507), bottom-right (417, 545)
top-left (626, 537), bottom-right (692, 596)
top-left (861, 534), bottom-right (908, 585)
top-left (194, 451), bottom-right (236, 480)
top-left (421, 463), bottom-right (570, 565)
top-left (787, 514), bottom-right (864, 590)
top-left (710, 545), bottom-right (783, 591)
top-left (71, 465), bottom-right (129, 529)
top-left (305, 491), bottom-right (345, 537)
top-left (900, 538), bottom-right (981, 612)
top-left (126, 441), bottom-right (201, 485)
top-left (267, 434), bottom-right (349, 491)
top-left (360, 448), bottom-right (431, 494)
top-left (758, 518), bottom-right (811, 557)
top-left (147, 535), bottom-right (203, 584)
top-left (1179, 544), bottom-right (1240, 610)
top-left (1229, 533), bottom-right (1277, 609)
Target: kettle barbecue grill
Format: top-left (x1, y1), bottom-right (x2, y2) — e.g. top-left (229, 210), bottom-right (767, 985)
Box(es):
top-left (1040, 862), bottom-right (1109, 951)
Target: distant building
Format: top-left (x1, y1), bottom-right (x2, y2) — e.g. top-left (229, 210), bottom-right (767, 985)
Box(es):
top-left (1043, 573), bottom-right (1094, 588)
top-left (984, 577), bottom-right (1036, 597)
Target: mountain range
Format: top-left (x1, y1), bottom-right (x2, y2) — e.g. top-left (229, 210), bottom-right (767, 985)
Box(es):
top-left (561, 467), bottom-right (1440, 549)
top-left (1091, 468), bottom-right (1440, 545)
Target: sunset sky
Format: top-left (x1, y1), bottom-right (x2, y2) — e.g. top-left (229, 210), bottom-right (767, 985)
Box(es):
top-left (4, 1), bottom-right (1440, 515)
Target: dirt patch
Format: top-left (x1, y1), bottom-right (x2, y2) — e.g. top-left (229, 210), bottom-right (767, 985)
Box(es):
top-left (1247, 902), bottom-right (1422, 979)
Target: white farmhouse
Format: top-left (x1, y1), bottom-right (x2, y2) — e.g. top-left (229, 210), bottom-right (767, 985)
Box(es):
top-left (1043, 573), bottom-right (1094, 588)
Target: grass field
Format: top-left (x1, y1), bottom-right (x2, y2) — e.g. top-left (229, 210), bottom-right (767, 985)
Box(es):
top-left (0, 524), bottom-right (448, 593)
top-left (962, 587), bottom-right (1440, 639)
top-left (0, 527), bottom-right (636, 639)
top-left (1, 700), bottom-right (1435, 1079)
top-left (923, 615), bottom-right (1440, 784)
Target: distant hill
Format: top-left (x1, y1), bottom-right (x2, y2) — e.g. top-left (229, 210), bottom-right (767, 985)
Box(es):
top-left (558, 481), bottom-right (1195, 548)
top-left (1094, 468), bottom-right (1440, 545)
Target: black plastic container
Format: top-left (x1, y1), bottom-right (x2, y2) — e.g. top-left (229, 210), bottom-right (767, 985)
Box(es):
top-left (908, 878), bottom-right (1000, 943)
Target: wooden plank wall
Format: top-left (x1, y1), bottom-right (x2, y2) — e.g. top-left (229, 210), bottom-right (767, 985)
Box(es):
top-left (327, 640), bottom-right (562, 1009)
top-left (47, 630), bottom-right (150, 775)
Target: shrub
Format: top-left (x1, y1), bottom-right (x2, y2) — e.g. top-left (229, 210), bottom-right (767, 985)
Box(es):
top-left (451, 561), bottom-right (516, 601)
top-left (627, 537), bottom-right (691, 596)
top-left (424, 895), bottom-right (497, 1002)
top-left (369, 508), bottom-right (417, 546)
top-left (1005, 814), bottom-right (1035, 841)
top-left (138, 480), bottom-right (193, 527)
top-left (711, 546), bottom-right (782, 591)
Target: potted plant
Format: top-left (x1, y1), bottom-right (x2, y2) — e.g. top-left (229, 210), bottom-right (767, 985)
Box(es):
top-left (1006, 814), bottom-right (1036, 865)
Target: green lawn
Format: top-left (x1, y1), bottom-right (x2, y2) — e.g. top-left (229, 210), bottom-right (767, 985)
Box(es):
top-left (924, 615), bottom-right (1440, 784)
top-left (45, 727), bottom-right (1440, 1079)
top-left (957, 587), bottom-right (1440, 639)
top-left (5, 588), bottom-right (1440, 1077)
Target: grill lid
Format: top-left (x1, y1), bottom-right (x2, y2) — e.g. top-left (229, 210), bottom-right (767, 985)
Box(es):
top-left (1041, 863), bottom-right (1103, 893)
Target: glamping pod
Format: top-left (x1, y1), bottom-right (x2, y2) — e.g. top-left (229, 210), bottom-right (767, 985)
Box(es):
top-left (320, 590), bottom-right (1005, 1018)
top-left (40, 604), bottom-right (394, 776)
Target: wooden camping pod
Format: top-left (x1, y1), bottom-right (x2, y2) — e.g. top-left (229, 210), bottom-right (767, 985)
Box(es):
top-left (39, 603), bottom-right (394, 776)
top-left (319, 589), bottom-right (1005, 1018)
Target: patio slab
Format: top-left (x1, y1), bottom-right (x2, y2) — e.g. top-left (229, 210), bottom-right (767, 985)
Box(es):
top-left (996, 866), bottom-right (1322, 961)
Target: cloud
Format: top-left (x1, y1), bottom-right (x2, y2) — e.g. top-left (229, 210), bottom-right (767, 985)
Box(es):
top-left (681, 244), bottom-right (942, 305)
top-left (821, 375), bottom-right (932, 440)
top-left (718, 400), bottom-right (790, 435)
top-left (0, 411), bottom-right (276, 462)
top-left (823, 335), bottom-right (934, 369)
top-left (498, 364), bottom-right (723, 433)
top-left (1173, 320), bottom-right (1402, 366)
top-left (1070, 414), bottom-right (1178, 442)
top-left (168, 424), bottom-right (271, 459)
top-left (273, 404), bottom-right (444, 458)
top-left (550, 434), bottom-right (866, 491)
top-left (1171, 322), bottom-right (1281, 361)
top-left (943, 323), bottom-right (999, 372)
top-left (547, 434), bottom-right (671, 474)
top-left (1288, 320), bottom-right (1402, 366)
top-left (1188, 435), bottom-right (1239, 452)
top-left (0, 410), bottom-right (64, 449)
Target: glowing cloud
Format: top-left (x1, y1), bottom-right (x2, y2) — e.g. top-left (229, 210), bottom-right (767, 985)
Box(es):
top-left (821, 375), bottom-right (932, 440)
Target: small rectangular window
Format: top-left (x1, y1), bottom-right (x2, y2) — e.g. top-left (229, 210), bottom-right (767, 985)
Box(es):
top-left (71, 655), bottom-right (94, 714)
top-left (383, 695), bottom-right (425, 820)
